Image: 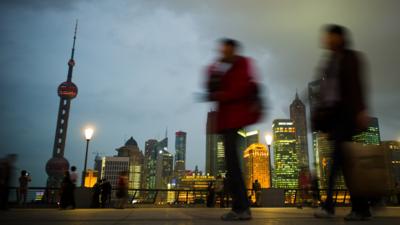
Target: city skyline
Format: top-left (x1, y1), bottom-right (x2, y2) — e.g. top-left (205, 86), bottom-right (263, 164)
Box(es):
top-left (1, 0), bottom-right (400, 187)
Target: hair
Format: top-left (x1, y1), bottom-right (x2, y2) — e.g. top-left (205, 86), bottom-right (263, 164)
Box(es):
top-left (219, 38), bottom-right (241, 49)
top-left (324, 24), bottom-right (351, 48)
top-left (71, 166), bottom-right (76, 171)
top-left (21, 170), bottom-right (27, 176)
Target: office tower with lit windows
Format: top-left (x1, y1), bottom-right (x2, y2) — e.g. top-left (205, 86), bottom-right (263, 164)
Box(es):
top-left (100, 156), bottom-right (129, 189)
top-left (116, 137), bottom-right (144, 191)
top-left (353, 117), bottom-right (381, 145)
top-left (272, 119), bottom-right (298, 188)
top-left (381, 141), bottom-right (400, 186)
top-left (290, 92), bottom-right (309, 169)
top-left (155, 149), bottom-right (174, 189)
top-left (205, 111), bottom-right (226, 176)
top-left (238, 129), bottom-right (260, 170)
top-left (243, 143), bottom-right (271, 190)
top-left (143, 139), bottom-right (158, 189)
top-left (175, 131), bottom-right (187, 179)
top-left (308, 80), bottom-right (345, 189)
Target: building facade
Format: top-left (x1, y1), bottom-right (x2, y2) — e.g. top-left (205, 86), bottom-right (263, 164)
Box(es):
top-left (205, 111), bottom-right (226, 177)
top-left (243, 143), bottom-right (271, 190)
top-left (155, 149), bottom-right (174, 189)
top-left (381, 141), bottom-right (400, 185)
top-left (272, 119), bottom-right (299, 188)
top-left (143, 139), bottom-right (158, 189)
top-left (353, 117), bottom-right (381, 145)
top-left (175, 131), bottom-right (187, 179)
top-left (100, 156), bottom-right (129, 189)
top-left (290, 92), bottom-right (309, 169)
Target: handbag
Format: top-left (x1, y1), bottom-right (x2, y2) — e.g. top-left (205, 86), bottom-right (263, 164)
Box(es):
top-left (342, 142), bottom-right (395, 197)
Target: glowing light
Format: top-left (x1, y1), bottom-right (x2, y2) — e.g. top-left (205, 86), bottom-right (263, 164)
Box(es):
top-left (84, 127), bottom-right (94, 140)
top-left (265, 134), bottom-right (273, 145)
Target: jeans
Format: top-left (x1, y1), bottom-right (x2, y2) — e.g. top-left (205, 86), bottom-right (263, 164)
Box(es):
top-left (223, 128), bottom-right (250, 213)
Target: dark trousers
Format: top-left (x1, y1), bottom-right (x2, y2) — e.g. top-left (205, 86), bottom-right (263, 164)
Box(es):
top-left (223, 128), bottom-right (250, 213)
top-left (324, 120), bottom-right (370, 215)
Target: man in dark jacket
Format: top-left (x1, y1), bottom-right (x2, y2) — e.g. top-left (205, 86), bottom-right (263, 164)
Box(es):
top-left (313, 24), bottom-right (371, 221)
top-left (205, 39), bottom-right (263, 221)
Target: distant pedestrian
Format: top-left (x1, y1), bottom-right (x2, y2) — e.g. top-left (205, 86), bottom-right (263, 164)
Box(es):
top-left (0, 155), bottom-right (17, 210)
top-left (115, 171), bottom-right (128, 209)
top-left (91, 180), bottom-right (101, 208)
top-left (101, 179), bottom-right (112, 208)
top-left (59, 171), bottom-right (75, 209)
top-left (206, 182), bottom-right (216, 207)
top-left (18, 170), bottom-right (31, 205)
top-left (297, 167), bottom-right (311, 208)
top-left (69, 166), bottom-right (78, 208)
top-left (252, 180), bottom-right (262, 207)
top-left (205, 38), bottom-right (263, 220)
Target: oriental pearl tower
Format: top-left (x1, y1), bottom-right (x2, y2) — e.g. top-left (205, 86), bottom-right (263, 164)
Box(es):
top-left (45, 21), bottom-right (79, 190)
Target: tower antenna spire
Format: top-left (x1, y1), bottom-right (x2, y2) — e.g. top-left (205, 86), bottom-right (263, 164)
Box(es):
top-left (71, 19), bottom-right (78, 60)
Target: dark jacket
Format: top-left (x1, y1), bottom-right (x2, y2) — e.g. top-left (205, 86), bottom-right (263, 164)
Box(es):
top-left (313, 49), bottom-right (367, 138)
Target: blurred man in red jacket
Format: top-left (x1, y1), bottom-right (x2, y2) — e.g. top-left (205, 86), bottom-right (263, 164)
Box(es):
top-left (205, 39), bottom-right (263, 221)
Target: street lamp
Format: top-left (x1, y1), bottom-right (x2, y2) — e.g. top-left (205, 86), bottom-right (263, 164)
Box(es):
top-left (82, 127), bottom-right (94, 187)
top-left (265, 134), bottom-right (273, 188)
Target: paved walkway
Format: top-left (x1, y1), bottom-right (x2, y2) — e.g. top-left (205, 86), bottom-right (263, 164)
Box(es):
top-left (1, 207), bottom-right (399, 225)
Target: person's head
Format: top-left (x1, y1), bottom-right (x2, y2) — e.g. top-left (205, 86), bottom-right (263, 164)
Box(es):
top-left (64, 171), bottom-right (70, 178)
top-left (71, 166), bottom-right (76, 172)
top-left (21, 170), bottom-right (27, 176)
top-left (255, 179), bottom-right (258, 183)
top-left (322, 24), bottom-right (350, 51)
top-left (218, 38), bottom-right (240, 59)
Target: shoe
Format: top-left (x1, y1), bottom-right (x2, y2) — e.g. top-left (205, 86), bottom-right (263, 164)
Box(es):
top-left (221, 209), bottom-right (252, 221)
top-left (344, 212), bottom-right (372, 221)
top-left (314, 208), bottom-right (334, 218)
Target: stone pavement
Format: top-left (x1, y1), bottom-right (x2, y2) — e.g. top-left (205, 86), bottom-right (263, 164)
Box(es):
top-left (1, 207), bottom-right (399, 225)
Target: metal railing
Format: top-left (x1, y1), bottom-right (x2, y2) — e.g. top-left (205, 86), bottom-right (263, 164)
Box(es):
top-left (5, 187), bottom-right (400, 208)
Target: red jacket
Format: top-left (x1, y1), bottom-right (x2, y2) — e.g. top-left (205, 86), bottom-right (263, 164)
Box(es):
top-left (207, 56), bottom-right (262, 132)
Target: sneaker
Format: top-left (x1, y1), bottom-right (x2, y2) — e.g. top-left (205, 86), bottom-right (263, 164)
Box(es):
top-left (314, 208), bottom-right (334, 218)
top-left (221, 209), bottom-right (252, 221)
top-left (344, 212), bottom-right (372, 221)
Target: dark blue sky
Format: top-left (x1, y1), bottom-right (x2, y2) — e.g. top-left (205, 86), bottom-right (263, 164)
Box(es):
top-left (1, 0), bottom-right (399, 186)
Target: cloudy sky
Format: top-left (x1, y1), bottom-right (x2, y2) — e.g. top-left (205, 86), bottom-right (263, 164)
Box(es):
top-left (1, 0), bottom-right (399, 186)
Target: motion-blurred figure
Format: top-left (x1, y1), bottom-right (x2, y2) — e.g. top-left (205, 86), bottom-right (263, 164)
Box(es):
top-left (115, 171), bottom-right (128, 209)
top-left (59, 171), bottom-right (75, 209)
top-left (101, 179), bottom-right (112, 208)
top-left (91, 180), bottom-right (101, 208)
top-left (18, 170), bottom-right (31, 205)
top-left (297, 167), bottom-right (311, 208)
top-left (0, 154), bottom-right (17, 210)
top-left (312, 24), bottom-right (371, 221)
top-left (252, 179), bottom-right (262, 207)
top-left (205, 38), bottom-right (263, 220)
top-left (206, 181), bottom-right (216, 207)
top-left (69, 166), bottom-right (77, 209)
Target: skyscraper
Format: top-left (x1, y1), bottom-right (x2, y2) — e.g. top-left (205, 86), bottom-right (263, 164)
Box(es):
top-left (243, 143), bottom-right (271, 189)
top-left (45, 22), bottom-right (79, 189)
top-left (174, 131), bottom-right (187, 179)
top-left (155, 149), bottom-right (174, 189)
top-left (290, 92), bottom-right (309, 169)
top-left (116, 137), bottom-right (144, 191)
top-left (143, 139), bottom-right (158, 189)
top-left (205, 111), bottom-right (226, 176)
top-left (100, 156), bottom-right (129, 189)
top-left (381, 141), bottom-right (400, 186)
top-left (353, 117), bottom-right (381, 145)
top-left (272, 119), bottom-right (298, 188)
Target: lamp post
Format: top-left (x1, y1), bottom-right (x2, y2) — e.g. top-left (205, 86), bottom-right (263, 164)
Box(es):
top-left (265, 134), bottom-right (273, 188)
top-left (82, 127), bottom-right (94, 187)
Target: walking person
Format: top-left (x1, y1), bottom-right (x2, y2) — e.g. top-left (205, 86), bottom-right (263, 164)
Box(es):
top-left (91, 180), bottom-right (101, 208)
top-left (69, 166), bottom-right (78, 209)
top-left (206, 182), bottom-right (216, 207)
top-left (312, 24), bottom-right (371, 221)
top-left (115, 171), bottom-right (128, 209)
top-left (101, 179), bottom-right (112, 208)
top-left (297, 167), bottom-right (311, 208)
top-left (18, 170), bottom-right (31, 205)
top-left (59, 171), bottom-right (75, 209)
top-left (205, 38), bottom-right (263, 220)
top-left (252, 180), bottom-right (262, 207)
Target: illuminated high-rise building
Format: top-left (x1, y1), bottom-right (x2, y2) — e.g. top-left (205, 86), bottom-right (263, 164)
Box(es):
top-left (238, 129), bottom-right (260, 170)
top-left (100, 156), bottom-right (129, 189)
top-left (243, 143), bottom-right (271, 190)
top-left (353, 117), bottom-right (381, 145)
top-left (155, 149), bottom-right (174, 189)
top-left (174, 131), bottom-right (187, 179)
top-left (143, 139), bottom-right (158, 189)
top-left (116, 137), bottom-right (144, 191)
top-left (308, 80), bottom-right (345, 189)
top-left (205, 111), bottom-right (226, 176)
top-left (272, 119), bottom-right (298, 188)
top-left (381, 141), bottom-right (400, 186)
top-left (290, 92), bottom-right (309, 169)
